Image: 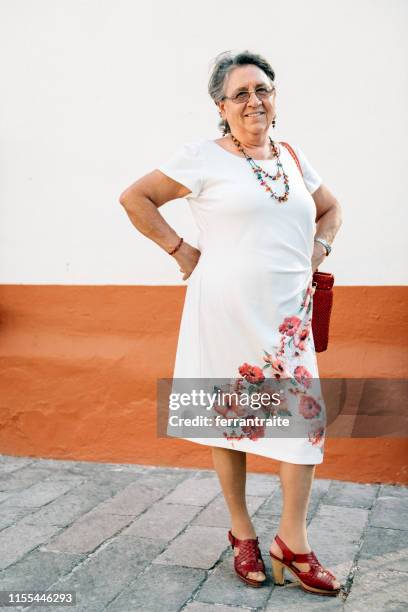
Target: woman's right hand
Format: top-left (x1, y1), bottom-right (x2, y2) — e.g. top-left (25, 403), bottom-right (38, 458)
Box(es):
top-left (172, 241), bottom-right (201, 281)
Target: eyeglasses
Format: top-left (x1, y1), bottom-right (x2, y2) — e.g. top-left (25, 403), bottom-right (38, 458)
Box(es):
top-left (222, 86), bottom-right (276, 104)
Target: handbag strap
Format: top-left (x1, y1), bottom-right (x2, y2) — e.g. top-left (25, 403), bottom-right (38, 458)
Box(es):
top-left (280, 141), bottom-right (323, 278)
top-left (279, 141), bottom-right (303, 177)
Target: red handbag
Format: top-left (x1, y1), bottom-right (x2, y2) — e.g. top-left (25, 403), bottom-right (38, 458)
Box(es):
top-left (310, 270), bottom-right (334, 352)
top-left (280, 141), bottom-right (334, 352)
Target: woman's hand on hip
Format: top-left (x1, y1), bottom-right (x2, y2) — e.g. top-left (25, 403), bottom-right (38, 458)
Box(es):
top-left (311, 241), bottom-right (327, 273)
top-left (172, 241), bottom-right (201, 281)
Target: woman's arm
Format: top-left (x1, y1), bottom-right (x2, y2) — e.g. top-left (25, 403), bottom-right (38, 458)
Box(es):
top-left (118, 170), bottom-right (201, 280)
top-left (311, 183), bottom-right (343, 271)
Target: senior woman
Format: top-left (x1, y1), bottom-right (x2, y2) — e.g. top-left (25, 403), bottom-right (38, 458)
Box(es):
top-left (119, 50), bottom-right (343, 597)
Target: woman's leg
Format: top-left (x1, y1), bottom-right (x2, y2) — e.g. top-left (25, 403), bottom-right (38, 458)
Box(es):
top-left (211, 447), bottom-right (265, 582)
top-left (270, 462), bottom-right (340, 589)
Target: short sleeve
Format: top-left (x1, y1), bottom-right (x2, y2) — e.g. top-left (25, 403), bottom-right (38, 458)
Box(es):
top-left (292, 145), bottom-right (323, 195)
top-left (157, 140), bottom-right (204, 199)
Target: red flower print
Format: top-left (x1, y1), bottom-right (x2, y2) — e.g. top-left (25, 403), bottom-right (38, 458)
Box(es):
top-left (294, 366), bottom-right (312, 388)
top-left (232, 377), bottom-right (245, 394)
top-left (275, 391), bottom-right (291, 416)
top-left (228, 395), bottom-right (248, 417)
top-left (213, 393), bottom-right (247, 418)
top-left (293, 326), bottom-right (311, 352)
top-left (214, 404), bottom-right (229, 418)
top-left (263, 353), bottom-right (292, 379)
top-left (299, 394), bottom-right (322, 419)
top-left (258, 379), bottom-right (279, 399)
top-left (279, 316), bottom-right (301, 337)
top-left (301, 282), bottom-right (314, 311)
top-left (223, 431), bottom-right (245, 441)
top-left (238, 363), bottom-right (265, 383)
top-left (241, 416), bottom-right (265, 441)
top-left (308, 420), bottom-right (325, 447)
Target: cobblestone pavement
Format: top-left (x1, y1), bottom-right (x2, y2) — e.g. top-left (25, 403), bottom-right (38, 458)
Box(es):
top-left (0, 454), bottom-right (407, 611)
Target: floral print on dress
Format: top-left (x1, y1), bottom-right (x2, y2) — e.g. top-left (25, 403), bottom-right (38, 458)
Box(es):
top-left (210, 279), bottom-right (325, 452)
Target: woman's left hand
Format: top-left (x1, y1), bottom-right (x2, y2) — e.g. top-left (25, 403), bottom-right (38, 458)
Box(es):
top-left (311, 241), bottom-right (327, 273)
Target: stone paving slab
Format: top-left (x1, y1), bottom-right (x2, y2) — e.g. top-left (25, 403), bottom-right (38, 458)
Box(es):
top-left (379, 484), bottom-right (408, 498)
top-left (194, 553), bottom-right (272, 609)
top-left (122, 501), bottom-right (201, 541)
top-left (183, 601), bottom-right (251, 612)
top-left (0, 457), bottom-right (34, 473)
top-left (0, 549), bottom-right (86, 592)
top-left (1, 478), bottom-right (80, 509)
top-left (10, 479), bottom-right (137, 529)
top-left (0, 521), bottom-right (61, 571)
top-left (0, 492), bottom-right (14, 504)
top-left (0, 454), bottom-right (407, 611)
top-left (43, 509), bottom-right (134, 555)
top-left (358, 526), bottom-right (408, 572)
top-left (105, 565), bottom-right (206, 612)
top-left (0, 505), bottom-right (36, 531)
top-left (25, 536), bottom-right (166, 612)
top-left (369, 493), bottom-right (408, 529)
top-left (152, 526), bottom-right (228, 569)
top-left (163, 476), bottom-right (221, 506)
top-left (343, 566), bottom-right (407, 610)
top-left (184, 603), bottom-right (252, 612)
top-left (0, 467), bottom-right (55, 493)
top-left (324, 480), bottom-right (379, 509)
top-left (88, 482), bottom-right (164, 517)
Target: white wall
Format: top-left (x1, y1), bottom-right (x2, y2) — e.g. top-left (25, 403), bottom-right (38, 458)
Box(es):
top-left (1, 0), bottom-right (406, 285)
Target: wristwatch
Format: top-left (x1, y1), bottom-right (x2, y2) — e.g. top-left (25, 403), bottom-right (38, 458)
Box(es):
top-left (314, 236), bottom-right (332, 256)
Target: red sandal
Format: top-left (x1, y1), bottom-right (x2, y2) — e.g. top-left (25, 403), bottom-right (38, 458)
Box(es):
top-left (228, 529), bottom-right (266, 588)
top-left (269, 534), bottom-right (341, 596)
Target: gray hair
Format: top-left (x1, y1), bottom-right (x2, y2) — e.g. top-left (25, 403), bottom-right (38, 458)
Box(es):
top-left (208, 50), bottom-right (276, 136)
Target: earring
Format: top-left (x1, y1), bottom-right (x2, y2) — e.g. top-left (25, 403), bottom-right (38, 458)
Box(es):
top-left (272, 117), bottom-right (276, 128)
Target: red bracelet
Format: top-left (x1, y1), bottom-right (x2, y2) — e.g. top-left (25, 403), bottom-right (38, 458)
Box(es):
top-left (168, 237), bottom-right (183, 255)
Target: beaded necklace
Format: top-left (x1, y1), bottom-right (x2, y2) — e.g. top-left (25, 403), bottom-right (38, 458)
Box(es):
top-left (230, 133), bottom-right (289, 203)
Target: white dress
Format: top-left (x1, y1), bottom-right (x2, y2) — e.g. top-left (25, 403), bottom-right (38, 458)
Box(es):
top-left (157, 138), bottom-right (327, 464)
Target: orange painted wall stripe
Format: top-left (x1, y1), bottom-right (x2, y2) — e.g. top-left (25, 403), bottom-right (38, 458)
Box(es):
top-left (0, 285), bottom-right (407, 484)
